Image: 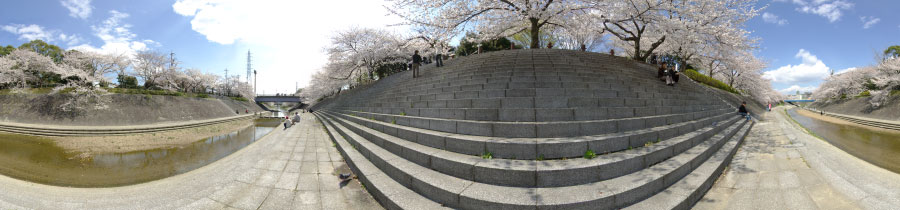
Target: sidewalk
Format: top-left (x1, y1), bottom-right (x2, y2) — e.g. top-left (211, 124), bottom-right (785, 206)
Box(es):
top-left (0, 113), bottom-right (381, 210)
top-left (694, 107), bottom-right (900, 210)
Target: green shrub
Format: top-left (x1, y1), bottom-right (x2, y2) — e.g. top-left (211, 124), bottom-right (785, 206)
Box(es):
top-left (195, 93), bottom-right (210, 98)
top-left (116, 75), bottom-right (138, 89)
top-left (683, 69), bottom-right (740, 94)
top-left (229, 96), bottom-right (248, 102)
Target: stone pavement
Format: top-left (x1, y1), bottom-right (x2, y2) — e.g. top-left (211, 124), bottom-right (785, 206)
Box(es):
top-left (0, 113), bottom-right (382, 210)
top-left (694, 106), bottom-right (900, 210)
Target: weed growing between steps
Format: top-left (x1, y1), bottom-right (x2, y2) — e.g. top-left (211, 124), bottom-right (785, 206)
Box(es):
top-left (537, 154), bottom-right (545, 161)
top-left (481, 151), bottom-right (493, 159)
top-left (584, 150), bottom-right (597, 159)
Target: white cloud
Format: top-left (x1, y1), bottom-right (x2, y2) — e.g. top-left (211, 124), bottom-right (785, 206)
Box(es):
top-left (779, 85), bottom-right (817, 94)
top-left (172, 0), bottom-right (406, 94)
top-left (762, 12), bottom-right (788, 25)
top-left (860, 16), bottom-right (880, 29)
top-left (791, 0), bottom-right (853, 22)
top-left (835, 67), bottom-right (856, 75)
top-left (763, 49), bottom-right (831, 84)
top-left (61, 0), bottom-right (93, 19)
top-left (1, 24), bottom-right (82, 46)
top-left (71, 10), bottom-right (157, 57)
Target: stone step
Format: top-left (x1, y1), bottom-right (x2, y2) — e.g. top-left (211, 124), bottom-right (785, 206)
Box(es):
top-left (368, 88), bottom-right (708, 107)
top-left (385, 72), bottom-right (699, 96)
top-left (321, 109), bottom-right (738, 160)
top-left (382, 71), bottom-right (701, 97)
top-left (314, 111), bottom-right (751, 209)
top-left (317, 112), bottom-right (452, 210)
top-left (326, 107), bottom-right (733, 138)
top-left (338, 105), bottom-right (730, 122)
top-left (358, 96), bottom-right (715, 111)
top-left (623, 121), bottom-right (753, 210)
top-left (320, 110), bottom-right (742, 187)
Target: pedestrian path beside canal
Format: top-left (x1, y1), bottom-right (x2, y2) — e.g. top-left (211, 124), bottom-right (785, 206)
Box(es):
top-left (694, 107), bottom-right (900, 210)
top-left (0, 113), bottom-right (382, 210)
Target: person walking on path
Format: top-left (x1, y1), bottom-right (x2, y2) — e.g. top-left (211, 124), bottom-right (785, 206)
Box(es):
top-left (738, 101), bottom-right (751, 121)
top-left (412, 50), bottom-right (422, 78)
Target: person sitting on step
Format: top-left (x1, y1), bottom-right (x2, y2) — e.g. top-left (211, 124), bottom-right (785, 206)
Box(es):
top-left (738, 101), bottom-right (751, 121)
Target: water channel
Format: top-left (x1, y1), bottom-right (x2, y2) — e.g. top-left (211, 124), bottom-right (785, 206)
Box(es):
top-left (786, 108), bottom-right (900, 174)
top-left (0, 118), bottom-right (281, 187)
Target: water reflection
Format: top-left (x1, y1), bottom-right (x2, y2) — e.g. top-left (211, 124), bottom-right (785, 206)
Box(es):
top-left (0, 119), bottom-right (281, 187)
top-left (787, 108), bottom-right (900, 174)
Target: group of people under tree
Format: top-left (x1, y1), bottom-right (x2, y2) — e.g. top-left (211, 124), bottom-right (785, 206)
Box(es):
top-left (657, 62), bottom-right (680, 86)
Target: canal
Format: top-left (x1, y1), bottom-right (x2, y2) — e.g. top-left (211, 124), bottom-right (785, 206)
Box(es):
top-left (787, 108), bottom-right (900, 174)
top-left (0, 118), bottom-right (281, 187)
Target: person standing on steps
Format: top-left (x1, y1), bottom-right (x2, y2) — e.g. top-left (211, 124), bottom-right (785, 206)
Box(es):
top-left (412, 50), bottom-right (422, 78)
top-left (435, 51), bottom-right (443, 67)
top-left (738, 101), bottom-right (751, 121)
top-left (658, 62), bottom-right (668, 82)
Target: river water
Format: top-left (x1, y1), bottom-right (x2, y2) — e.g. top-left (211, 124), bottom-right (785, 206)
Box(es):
top-left (0, 118), bottom-right (281, 187)
top-left (787, 108), bottom-right (900, 174)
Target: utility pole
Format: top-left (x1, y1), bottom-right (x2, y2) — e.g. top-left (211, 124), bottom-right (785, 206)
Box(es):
top-left (246, 50), bottom-right (252, 85)
top-left (169, 52), bottom-right (176, 70)
top-left (224, 68), bottom-right (229, 96)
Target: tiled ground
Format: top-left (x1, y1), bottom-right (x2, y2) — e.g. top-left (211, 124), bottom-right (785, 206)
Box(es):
top-left (694, 109), bottom-right (860, 210)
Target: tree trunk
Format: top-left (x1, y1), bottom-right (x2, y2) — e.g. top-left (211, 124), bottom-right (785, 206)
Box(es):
top-left (632, 36), bottom-right (642, 61)
top-left (530, 18), bottom-right (540, 49)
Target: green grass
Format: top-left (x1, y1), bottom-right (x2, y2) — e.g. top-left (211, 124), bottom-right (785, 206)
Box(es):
top-left (583, 150), bottom-right (597, 159)
top-left (891, 90), bottom-right (900, 96)
top-left (229, 96), bottom-right (248, 102)
top-left (683, 69), bottom-right (740, 94)
top-left (481, 151), bottom-right (493, 159)
top-left (537, 154), bottom-right (545, 161)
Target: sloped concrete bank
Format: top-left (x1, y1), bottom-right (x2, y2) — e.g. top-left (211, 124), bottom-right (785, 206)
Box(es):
top-left (0, 93), bottom-right (263, 127)
top-left (808, 96), bottom-right (900, 122)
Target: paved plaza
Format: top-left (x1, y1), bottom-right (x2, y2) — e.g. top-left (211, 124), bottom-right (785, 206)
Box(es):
top-left (0, 113), bottom-right (382, 210)
top-left (694, 107), bottom-right (900, 210)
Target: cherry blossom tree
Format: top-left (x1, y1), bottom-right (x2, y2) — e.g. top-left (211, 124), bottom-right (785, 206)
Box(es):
top-left (386, 0), bottom-right (594, 49)
top-left (597, 0), bottom-right (760, 61)
top-left (325, 27), bottom-right (406, 81)
top-left (62, 50), bottom-right (130, 84)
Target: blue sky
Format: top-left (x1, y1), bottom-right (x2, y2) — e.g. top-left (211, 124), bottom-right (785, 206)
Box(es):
top-left (1, 0), bottom-right (898, 95)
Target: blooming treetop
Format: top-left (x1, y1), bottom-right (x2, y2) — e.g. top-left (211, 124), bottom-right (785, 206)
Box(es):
top-left (387, 0), bottom-right (594, 49)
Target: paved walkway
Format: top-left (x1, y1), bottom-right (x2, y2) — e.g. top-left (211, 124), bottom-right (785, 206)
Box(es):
top-left (0, 113), bottom-right (382, 210)
top-left (695, 106), bottom-right (900, 210)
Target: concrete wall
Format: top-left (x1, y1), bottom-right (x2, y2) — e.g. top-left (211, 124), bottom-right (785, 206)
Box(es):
top-left (808, 96), bottom-right (900, 121)
top-left (0, 94), bottom-right (264, 126)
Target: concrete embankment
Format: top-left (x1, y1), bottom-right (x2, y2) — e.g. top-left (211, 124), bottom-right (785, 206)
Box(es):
top-left (808, 96), bottom-right (900, 122)
top-left (0, 93), bottom-right (263, 127)
top-left (0, 114), bottom-right (257, 136)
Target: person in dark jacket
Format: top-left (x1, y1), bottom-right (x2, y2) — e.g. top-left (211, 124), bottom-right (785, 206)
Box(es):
top-left (412, 50), bottom-right (422, 78)
top-left (738, 101), bottom-right (750, 120)
top-left (435, 52), bottom-right (443, 67)
top-left (658, 62), bottom-right (668, 82)
top-left (665, 65), bottom-right (676, 86)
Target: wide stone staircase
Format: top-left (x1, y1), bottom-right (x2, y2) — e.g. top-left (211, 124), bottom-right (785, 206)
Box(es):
top-left (310, 49), bottom-right (753, 210)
